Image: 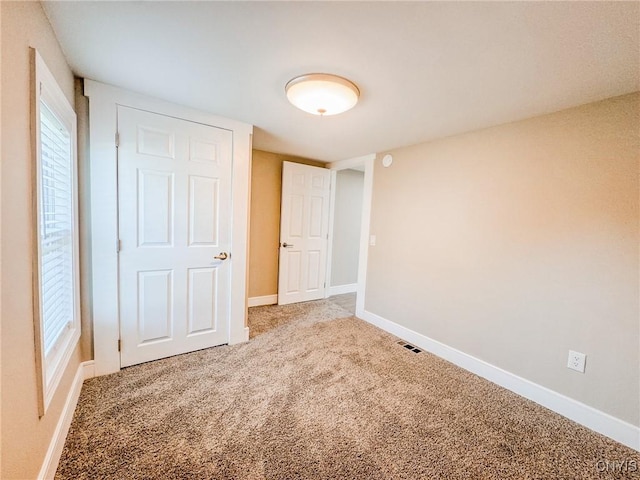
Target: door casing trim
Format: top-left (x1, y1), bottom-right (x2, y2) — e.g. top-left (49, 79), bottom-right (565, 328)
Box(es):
top-left (84, 80), bottom-right (253, 376)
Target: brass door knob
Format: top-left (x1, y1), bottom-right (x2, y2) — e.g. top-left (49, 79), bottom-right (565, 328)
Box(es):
top-left (214, 252), bottom-right (229, 260)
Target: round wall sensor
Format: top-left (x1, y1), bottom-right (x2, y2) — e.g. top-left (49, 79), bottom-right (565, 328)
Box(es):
top-left (382, 154), bottom-right (393, 167)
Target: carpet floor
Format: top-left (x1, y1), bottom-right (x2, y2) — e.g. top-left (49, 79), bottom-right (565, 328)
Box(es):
top-left (56, 300), bottom-right (638, 479)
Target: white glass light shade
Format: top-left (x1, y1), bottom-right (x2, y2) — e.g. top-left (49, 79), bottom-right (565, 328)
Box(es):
top-left (285, 74), bottom-right (360, 116)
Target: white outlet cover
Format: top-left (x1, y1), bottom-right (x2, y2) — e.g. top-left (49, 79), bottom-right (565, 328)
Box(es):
top-left (369, 235), bottom-right (377, 246)
top-left (567, 350), bottom-right (586, 373)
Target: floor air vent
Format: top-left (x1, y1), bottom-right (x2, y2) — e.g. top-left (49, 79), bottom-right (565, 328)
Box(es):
top-left (396, 340), bottom-right (421, 353)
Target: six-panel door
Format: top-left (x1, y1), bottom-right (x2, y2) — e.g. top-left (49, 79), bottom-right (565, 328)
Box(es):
top-left (117, 106), bottom-right (232, 367)
top-left (278, 161), bottom-right (331, 305)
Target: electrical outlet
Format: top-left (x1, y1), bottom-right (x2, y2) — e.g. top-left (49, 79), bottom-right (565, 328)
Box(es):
top-left (369, 235), bottom-right (377, 246)
top-left (567, 350), bottom-right (586, 373)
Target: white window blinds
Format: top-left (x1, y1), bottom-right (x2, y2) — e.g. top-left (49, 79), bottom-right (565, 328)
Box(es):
top-left (38, 101), bottom-right (74, 356)
top-left (32, 48), bottom-right (80, 416)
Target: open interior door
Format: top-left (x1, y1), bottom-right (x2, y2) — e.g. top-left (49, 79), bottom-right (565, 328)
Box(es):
top-left (278, 162), bottom-right (331, 305)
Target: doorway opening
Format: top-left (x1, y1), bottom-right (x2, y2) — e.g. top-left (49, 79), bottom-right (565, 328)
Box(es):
top-left (326, 168), bottom-right (364, 314)
top-left (326, 154), bottom-right (375, 317)
top-left (271, 154), bottom-right (374, 317)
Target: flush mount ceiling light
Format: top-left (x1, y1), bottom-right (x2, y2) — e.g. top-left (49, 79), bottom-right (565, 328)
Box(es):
top-left (285, 73), bottom-right (360, 116)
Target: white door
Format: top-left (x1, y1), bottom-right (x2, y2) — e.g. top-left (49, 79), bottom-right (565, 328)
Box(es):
top-left (118, 106), bottom-right (232, 367)
top-left (278, 162), bottom-right (331, 305)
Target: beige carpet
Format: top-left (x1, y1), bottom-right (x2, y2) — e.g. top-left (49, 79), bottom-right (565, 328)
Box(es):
top-left (56, 300), bottom-right (638, 479)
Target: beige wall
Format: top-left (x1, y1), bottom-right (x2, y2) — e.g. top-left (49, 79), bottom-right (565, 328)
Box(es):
top-left (331, 169), bottom-right (364, 287)
top-left (75, 79), bottom-right (93, 360)
top-left (0, 2), bottom-right (3, 474)
top-left (249, 150), bottom-right (325, 298)
top-left (0, 0), bottom-right (2, 475)
top-left (366, 93), bottom-right (639, 425)
top-left (1, 2), bottom-right (84, 478)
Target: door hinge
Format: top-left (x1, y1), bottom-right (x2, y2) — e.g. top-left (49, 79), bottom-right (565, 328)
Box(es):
top-left (117, 239), bottom-right (122, 252)
top-left (118, 339), bottom-right (121, 352)
top-left (115, 132), bottom-right (120, 148)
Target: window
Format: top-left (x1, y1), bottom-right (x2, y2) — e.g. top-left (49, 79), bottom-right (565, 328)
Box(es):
top-left (32, 49), bottom-right (80, 415)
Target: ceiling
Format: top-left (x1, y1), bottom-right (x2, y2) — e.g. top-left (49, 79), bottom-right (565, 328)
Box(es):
top-left (42, 1), bottom-right (639, 162)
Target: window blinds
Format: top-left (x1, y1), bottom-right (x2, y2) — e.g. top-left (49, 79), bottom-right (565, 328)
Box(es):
top-left (39, 100), bottom-right (74, 356)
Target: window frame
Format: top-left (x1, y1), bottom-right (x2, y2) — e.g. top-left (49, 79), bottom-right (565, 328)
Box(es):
top-left (31, 49), bottom-right (81, 416)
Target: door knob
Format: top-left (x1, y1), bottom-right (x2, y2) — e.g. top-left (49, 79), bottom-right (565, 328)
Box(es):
top-left (214, 252), bottom-right (229, 260)
top-left (282, 243), bottom-right (294, 248)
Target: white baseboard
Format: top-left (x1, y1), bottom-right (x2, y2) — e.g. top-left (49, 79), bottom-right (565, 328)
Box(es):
top-left (82, 360), bottom-right (95, 380)
top-left (360, 309), bottom-right (640, 452)
top-left (38, 360), bottom-right (94, 479)
top-left (329, 283), bottom-right (357, 296)
top-left (248, 294), bottom-right (278, 307)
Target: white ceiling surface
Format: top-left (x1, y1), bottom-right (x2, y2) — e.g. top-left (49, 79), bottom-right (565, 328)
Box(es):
top-left (43, 1), bottom-right (639, 162)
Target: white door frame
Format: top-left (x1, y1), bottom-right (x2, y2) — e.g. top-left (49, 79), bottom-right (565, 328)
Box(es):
top-left (85, 80), bottom-right (253, 376)
top-left (326, 154), bottom-right (375, 317)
